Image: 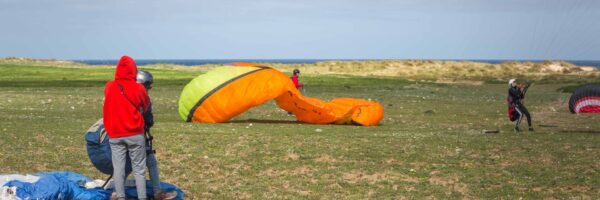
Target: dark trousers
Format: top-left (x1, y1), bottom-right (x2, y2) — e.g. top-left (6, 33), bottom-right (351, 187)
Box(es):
top-left (514, 103), bottom-right (532, 127)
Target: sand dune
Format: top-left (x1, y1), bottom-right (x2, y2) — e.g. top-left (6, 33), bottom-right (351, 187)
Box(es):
top-left (2, 58), bottom-right (598, 81)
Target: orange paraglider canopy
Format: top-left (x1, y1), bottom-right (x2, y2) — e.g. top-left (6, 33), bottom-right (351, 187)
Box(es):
top-left (178, 63), bottom-right (384, 126)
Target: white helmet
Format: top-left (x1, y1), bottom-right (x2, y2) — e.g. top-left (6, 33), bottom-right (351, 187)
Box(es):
top-left (508, 79), bottom-right (516, 87)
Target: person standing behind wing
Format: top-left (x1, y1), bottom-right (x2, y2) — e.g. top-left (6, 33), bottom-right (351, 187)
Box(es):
top-left (291, 69), bottom-right (304, 91)
top-left (288, 69), bottom-right (304, 116)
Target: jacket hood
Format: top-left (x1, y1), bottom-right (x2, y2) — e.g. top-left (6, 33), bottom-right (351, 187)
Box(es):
top-left (115, 55), bottom-right (137, 81)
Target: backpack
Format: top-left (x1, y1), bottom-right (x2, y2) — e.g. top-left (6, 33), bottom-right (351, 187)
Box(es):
top-left (85, 119), bottom-right (132, 175)
top-left (506, 97), bottom-right (520, 122)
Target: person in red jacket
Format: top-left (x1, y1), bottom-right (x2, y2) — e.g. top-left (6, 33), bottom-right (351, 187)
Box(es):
top-left (288, 69), bottom-right (304, 116)
top-left (103, 55), bottom-right (150, 200)
top-left (290, 69), bottom-right (303, 90)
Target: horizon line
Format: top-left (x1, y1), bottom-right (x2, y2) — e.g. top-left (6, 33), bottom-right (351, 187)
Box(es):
top-left (2, 57), bottom-right (600, 62)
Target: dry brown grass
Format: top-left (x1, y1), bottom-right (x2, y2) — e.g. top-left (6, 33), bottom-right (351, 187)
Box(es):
top-left (3, 58), bottom-right (598, 80)
top-left (267, 60), bottom-right (600, 81)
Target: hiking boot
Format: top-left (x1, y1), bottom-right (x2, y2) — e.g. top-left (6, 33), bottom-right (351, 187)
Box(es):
top-left (154, 191), bottom-right (178, 200)
top-left (528, 127), bottom-right (534, 132)
top-left (110, 192), bottom-right (125, 200)
top-left (514, 127), bottom-right (520, 133)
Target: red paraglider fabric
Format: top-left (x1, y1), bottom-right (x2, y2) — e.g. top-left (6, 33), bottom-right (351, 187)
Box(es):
top-left (575, 96), bottom-right (600, 113)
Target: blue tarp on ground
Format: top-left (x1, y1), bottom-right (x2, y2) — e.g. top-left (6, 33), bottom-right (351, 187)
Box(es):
top-left (3, 171), bottom-right (184, 200)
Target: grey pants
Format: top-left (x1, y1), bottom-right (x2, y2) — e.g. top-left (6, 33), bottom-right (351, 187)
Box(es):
top-left (110, 134), bottom-right (147, 200)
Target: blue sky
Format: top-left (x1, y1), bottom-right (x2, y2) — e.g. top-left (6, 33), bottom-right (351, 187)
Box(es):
top-left (0, 0), bottom-right (599, 60)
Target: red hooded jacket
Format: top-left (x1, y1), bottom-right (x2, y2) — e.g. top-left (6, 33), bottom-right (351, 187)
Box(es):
top-left (291, 74), bottom-right (303, 88)
top-left (103, 56), bottom-right (150, 138)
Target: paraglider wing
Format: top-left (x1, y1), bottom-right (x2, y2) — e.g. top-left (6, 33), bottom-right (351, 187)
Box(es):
top-left (178, 63), bottom-right (384, 126)
top-left (568, 84), bottom-right (600, 114)
top-left (178, 66), bottom-right (273, 122)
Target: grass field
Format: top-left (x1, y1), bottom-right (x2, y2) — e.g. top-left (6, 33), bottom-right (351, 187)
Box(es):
top-left (0, 60), bottom-right (599, 199)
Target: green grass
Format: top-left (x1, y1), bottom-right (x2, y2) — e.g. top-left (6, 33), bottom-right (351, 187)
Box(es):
top-left (0, 63), bottom-right (599, 199)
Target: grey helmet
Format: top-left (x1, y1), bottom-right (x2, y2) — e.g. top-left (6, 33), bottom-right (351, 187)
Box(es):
top-left (136, 70), bottom-right (154, 89)
top-left (293, 69), bottom-right (300, 75)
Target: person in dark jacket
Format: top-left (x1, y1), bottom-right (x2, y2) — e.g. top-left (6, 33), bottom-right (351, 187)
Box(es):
top-left (136, 70), bottom-right (177, 200)
top-left (508, 79), bottom-right (533, 132)
top-left (103, 56), bottom-right (150, 200)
